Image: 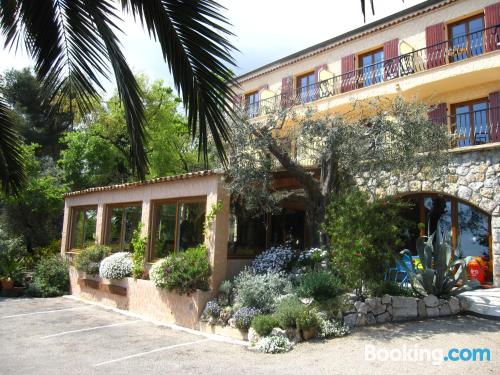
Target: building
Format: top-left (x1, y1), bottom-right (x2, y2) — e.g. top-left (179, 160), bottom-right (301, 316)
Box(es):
top-left (62, 0), bottom-right (500, 328)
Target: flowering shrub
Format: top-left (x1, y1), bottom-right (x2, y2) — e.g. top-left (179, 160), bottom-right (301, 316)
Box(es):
top-left (256, 335), bottom-right (293, 354)
top-left (74, 245), bottom-right (111, 275)
top-left (233, 307), bottom-right (260, 330)
top-left (233, 270), bottom-right (292, 313)
top-left (99, 252), bottom-right (132, 279)
top-left (201, 299), bottom-right (221, 324)
top-left (316, 312), bottom-right (350, 338)
top-left (149, 245), bottom-right (211, 294)
top-left (298, 248), bottom-right (328, 268)
top-left (251, 245), bottom-right (293, 274)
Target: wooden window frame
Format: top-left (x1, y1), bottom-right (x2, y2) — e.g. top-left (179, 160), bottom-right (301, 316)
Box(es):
top-left (295, 71), bottom-right (316, 103)
top-left (450, 98), bottom-right (489, 146)
top-left (447, 14), bottom-right (485, 59)
top-left (104, 202), bottom-right (142, 252)
top-left (68, 205), bottom-right (98, 252)
top-left (358, 47), bottom-right (384, 88)
top-left (148, 196), bottom-right (207, 262)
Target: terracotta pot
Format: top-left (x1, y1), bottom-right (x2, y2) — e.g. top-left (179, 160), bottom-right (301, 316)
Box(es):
top-left (1, 278), bottom-right (14, 290)
top-left (301, 328), bottom-right (316, 341)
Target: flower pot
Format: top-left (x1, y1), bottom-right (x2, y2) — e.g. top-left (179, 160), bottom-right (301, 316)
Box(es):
top-left (1, 278), bottom-right (14, 290)
top-left (301, 327), bottom-right (316, 341)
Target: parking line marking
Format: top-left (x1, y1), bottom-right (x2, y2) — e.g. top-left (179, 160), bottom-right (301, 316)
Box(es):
top-left (93, 339), bottom-right (211, 367)
top-left (41, 320), bottom-right (142, 339)
top-left (1, 306), bottom-right (87, 319)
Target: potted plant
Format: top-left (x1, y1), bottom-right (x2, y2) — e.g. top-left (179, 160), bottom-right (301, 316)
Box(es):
top-left (297, 309), bottom-right (319, 341)
top-left (0, 256), bottom-right (26, 291)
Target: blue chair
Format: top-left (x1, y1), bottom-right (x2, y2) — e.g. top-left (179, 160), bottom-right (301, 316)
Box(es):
top-left (385, 254), bottom-right (413, 285)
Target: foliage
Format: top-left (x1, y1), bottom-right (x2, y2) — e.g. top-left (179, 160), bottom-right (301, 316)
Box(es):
top-left (204, 200), bottom-right (223, 236)
top-left (251, 314), bottom-right (279, 337)
top-left (256, 335), bottom-right (293, 354)
top-left (273, 296), bottom-right (306, 329)
top-left (368, 280), bottom-right (417, 298)
top-left (401, 231), bottom-right (481, 297)
top-left (296, 308), bottom-right (319, 331)
top-left (0, 229), bottom-right (27, 284)
top-left (251, 245), bottom-right (293, 274)
top-left (74, 245), bottom-right (112, 275)
top-left (201, 300), bottom-right (221, 324)
top-left (218, 279), bottom-right (233, 307)
top-left (297, 248), bottom-right (328, 269)
top-left (233, 270), bottom-right (292, 313)
top-left (233, 307), bottom-right (260, 330)
top-left (325, 189), bottom-right (409, 291)
top-left (99, 252), bottom-right (132, 280)
top-left (149, 245), bottom-right (211, 294)
top-left (26, 255), bottom-right (69, 297)
top-left (296, 270), bottom-right (344, 301)
top-left (316, 312), bottom-right (350, 339)
top-left (131, 224), bottom-right (147, 280)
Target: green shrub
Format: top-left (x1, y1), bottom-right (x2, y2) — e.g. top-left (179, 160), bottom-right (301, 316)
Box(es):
top-left (368, 280), bottom-right (416, 297)
top-left (130, 224), bottom-right (147, 280)
top-left (149, 245), bottom-right (211, 294)
top-left (296, 308), bottom-right (319, 331)
top-left (218, 279), bottom-right (233, 306)
top-left (296, 270), bottom-right (344, 301)
top-left (26, 255), bottom-right (69, 297)
top-left (274, 296), bottom-right (306, 329)
top-left (233, 270), bottom-right (292, 313)
top-left (74, 245), bottom-right (111, 275)
top-left (251, 314), bottom-right (279, 336)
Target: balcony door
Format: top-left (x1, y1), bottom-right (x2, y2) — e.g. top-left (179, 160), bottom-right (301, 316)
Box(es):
top-left (448, 15), bottom-right (485, 62)
top-left (296, 72), bottom-right (316, 103)
top-left (359, 48), bottom-right (384, 87)
top-left (451, 99), bottom-right (489, 147)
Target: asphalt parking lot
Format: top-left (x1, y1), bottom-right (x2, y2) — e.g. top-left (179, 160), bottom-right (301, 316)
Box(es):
top-left (1, 296), bottom-right (499, 375)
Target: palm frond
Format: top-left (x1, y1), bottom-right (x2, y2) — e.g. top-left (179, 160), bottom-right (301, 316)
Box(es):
top-left (0, 97), bottom-right (26, 195)
top-left (360, 0), bottom-right (375, 22)
top-left (122, 0), bottom-right (237, 165)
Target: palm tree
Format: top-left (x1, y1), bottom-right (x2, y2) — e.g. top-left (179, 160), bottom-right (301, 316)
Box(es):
top-left (0, 0), bottom-right (236, 194)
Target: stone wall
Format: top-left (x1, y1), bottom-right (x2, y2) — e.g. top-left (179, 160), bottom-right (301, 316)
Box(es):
top-left (343, 294), bottom-right (464, 328)
top-left (355, 147), bottom-right (500, 286)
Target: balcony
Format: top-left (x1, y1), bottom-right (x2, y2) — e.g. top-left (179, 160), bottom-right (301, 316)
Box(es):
top-left (242, 24), bottom-right (500, 119)
top-left (446, 106), bottom-right (500, 148)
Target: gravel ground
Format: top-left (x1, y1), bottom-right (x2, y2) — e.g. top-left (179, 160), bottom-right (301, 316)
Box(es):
top-left (0, 296), bottom-right (498, 375)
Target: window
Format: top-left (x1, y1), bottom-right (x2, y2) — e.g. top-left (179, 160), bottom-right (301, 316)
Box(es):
top-left (69, 206), bottom-right (97, 250)
top-left (296, 72), bottom-right (316, 103)
top-left (150, 199), bottom-right (206, 260)
top-left (228, 200), bottom-right (267, 257)
top-left (359, 48), bottom-right (384, 87)
top-left (448, 15), bottom-right (485, 62)
top-left (246, 91), bottom-right (260, 118)
top-left (451, 99), bottom-right (489, 146)
top-left (105, 204), bottom-right (142, 251)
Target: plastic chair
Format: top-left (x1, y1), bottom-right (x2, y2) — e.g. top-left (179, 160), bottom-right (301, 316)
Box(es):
top-left (385, 254), bottom-right (413, 285)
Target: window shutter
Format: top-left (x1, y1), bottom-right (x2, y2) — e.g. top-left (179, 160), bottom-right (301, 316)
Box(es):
top-left (281, 76), bottom-right (293, 108)
top-left (425, 23), bottom-right (446, 68)
top-left (489, 91), bottom-right (500, 142)
top-left (383, 38), bottom-right (399, 80)
top-left (341, 54), bottom-right (356, 93)
top-left (428, 103), bottom-right (447, 125)
top-left (485, 2), bottom-right (500, 52)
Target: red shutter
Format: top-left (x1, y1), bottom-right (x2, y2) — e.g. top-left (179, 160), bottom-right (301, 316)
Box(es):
top-left (341, 54), bottom-right (356, 93)
top-left (485, 2), bottom-right (500, 52)
top-left (425, 23), bottom-right (446, 69)
top-left (428, 103), bottom-right (447, 125)
top-left (281, 76), bottom-right (293, 108)
top-left (383, 38), bottom-right (399, 80)
top-left (489, 91), bottom-right (500, 142)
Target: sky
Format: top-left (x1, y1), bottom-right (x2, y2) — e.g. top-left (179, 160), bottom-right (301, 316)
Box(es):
top-left (0, 0), bottom-right (426, 96)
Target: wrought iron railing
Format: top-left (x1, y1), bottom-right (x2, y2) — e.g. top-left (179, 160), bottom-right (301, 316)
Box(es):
top-left (242, 24), bottom-right (500, 119)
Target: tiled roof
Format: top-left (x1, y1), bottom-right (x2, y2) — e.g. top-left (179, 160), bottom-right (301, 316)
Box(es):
top-left (64, 170), bottom-right (218, 198)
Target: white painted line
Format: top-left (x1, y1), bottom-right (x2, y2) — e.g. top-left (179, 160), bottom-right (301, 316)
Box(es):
top-left (41, 320), bottom-right (142, 339)
top-left (93, 339), bottom-right (211, 367)
top-left (1, 306), bottom-right (87, 319)
top-left (64, 295), bottom-right (248, 346)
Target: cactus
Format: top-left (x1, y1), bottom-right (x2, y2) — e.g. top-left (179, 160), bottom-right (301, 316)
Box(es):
top-left (400, 229), bottom-right (480, 297)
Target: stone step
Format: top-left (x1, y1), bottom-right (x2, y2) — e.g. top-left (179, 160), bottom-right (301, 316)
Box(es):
top-left (458, 288), bottom-right (500, 318)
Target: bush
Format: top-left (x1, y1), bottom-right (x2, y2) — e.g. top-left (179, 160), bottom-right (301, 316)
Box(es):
top-left (149, 245), bottom-right (211, 294)
top-left (74, 245), bottom-right (112, 275)
top-left (233, 307), bottom-right (260, 330)
top-left (316, 312), bottom-right (350, 339)
top-left (131, 224), bottom-right (147, 280)
top-left (99, 252), bottom-right (132, 279)
top-left (297, 248), bottom-right (328, 268)
top-left (26, 255), bottom-right (69, 297)
top-left (233, 270), bottom-right (292, 313)
top-left (218, 279), bottom-right (233, 306)
top-left (257, 335), bottom-right (293, 354)
top-left (251, 314), bottom-right (279, 336)
top-left (296, 308), bottom-right (319, 331)
top-left (251, 245), bottom-right (293, 274)
top-left (201, 300), bottom-right (221, 323)
top-left (296, 270), bottom-right (344, 301)
top-left (368, 280), bottom-right (416, 297)
top-left (273, 296), bottom-right (305, 329)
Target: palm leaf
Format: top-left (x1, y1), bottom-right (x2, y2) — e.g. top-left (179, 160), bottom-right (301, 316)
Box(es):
top-left (0, 97), bottom-right (26, 195)
top-left (121, 0), bottom-right (237, 165)
top-left (360, 0), bottom-right (375, 22)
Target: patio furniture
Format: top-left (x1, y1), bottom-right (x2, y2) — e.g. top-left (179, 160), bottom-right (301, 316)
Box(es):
top-left (385, 254), bottom-right (414, 285)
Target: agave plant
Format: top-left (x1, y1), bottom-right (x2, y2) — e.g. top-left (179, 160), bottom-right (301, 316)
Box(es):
top-left (400, 230), bottom-right (480, 297)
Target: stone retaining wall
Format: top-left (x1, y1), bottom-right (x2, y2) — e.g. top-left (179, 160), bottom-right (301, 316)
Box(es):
top-left (343, 294), bottom-right (464, 328)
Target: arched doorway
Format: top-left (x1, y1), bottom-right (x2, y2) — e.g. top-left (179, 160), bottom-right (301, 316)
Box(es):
top-left (398, 193), bottom-right (493, 285)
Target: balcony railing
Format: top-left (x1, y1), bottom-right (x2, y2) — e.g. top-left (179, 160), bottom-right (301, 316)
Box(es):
top-left (444, 106), bottom-right (500, 147)
top-left (242, 24), bottom-right (500, 118)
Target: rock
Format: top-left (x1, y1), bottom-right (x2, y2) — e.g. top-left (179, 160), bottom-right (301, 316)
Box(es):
top-left (343, 313), bottom-right (357, 328)
top-left (366, 313), bottom-right (376, 325)
top-left (448, 296), bottom-right (461, 314)
top-left (426, 307), bottom-right (439, 318)
top-left (248, 327), bottom-right (260, 347)
top-left (271, 327), bottom-right (287, 338)
top-left (392, 296), bottom-right (418, 321)
top-left (423, 295), bottom-right (439, 308)
top-left (439, 302), bottom-right (452, 316)
top-left (285, 328), bottom-right (302, 343)
top-left (417, 299), bottom-right (427, 318)
top-left (354, 301), bottom-right (368, 314)
top-left (458, 296), bottom-right (469, 310)
top-left (386, 305), bottom-right (393, 316)
top-left (376, 312), bottom-right (391, 324)
top-left (228, 318), bottom-right (236, 328)
top-left (355, 313), bottom-right (367, 327)
top-left (381, 294), bottom-right (392, 304)
top-left (300, 297), bottom-right (314, 305)
top-left (366, 298), bottom-right (386, 315)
